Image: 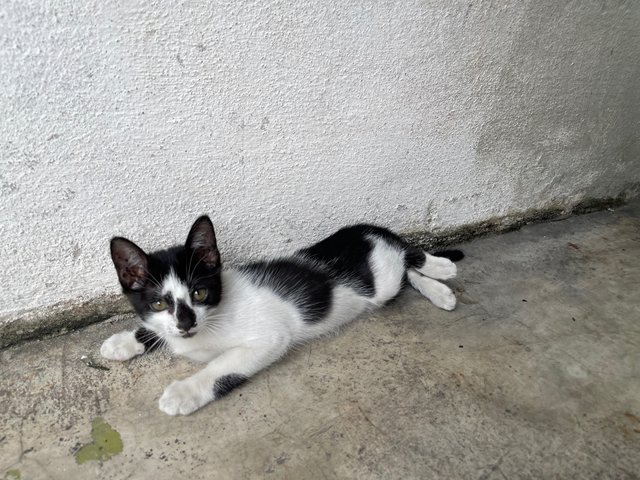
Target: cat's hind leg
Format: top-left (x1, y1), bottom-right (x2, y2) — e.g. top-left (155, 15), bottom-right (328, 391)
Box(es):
top-left (368, 238), bottom-right (408, 306)
top-left (407, 269), bottom-right (456, 311)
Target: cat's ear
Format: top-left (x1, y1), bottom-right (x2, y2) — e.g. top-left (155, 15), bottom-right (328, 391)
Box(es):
top-left (186, 215), bottom-right (220, 267)
top-left (110, 237), bottom-right (149, 291)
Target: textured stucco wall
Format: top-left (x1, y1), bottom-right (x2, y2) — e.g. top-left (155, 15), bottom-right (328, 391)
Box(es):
top-left (1, 0), bottom-right (639, 325)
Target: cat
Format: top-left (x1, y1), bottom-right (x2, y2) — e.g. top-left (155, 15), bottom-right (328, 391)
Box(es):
top-left (101, 216), bottom-right (463, 415)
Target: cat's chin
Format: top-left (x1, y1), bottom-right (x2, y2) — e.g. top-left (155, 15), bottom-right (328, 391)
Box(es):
top-left (180, 331), bottom-right (197, 339)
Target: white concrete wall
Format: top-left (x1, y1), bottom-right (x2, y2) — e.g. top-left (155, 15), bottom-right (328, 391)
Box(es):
top-left (1, 0), bottom-right (639, 320)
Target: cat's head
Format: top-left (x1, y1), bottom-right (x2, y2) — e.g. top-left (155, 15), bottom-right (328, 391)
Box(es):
top-left (110, 216), bottom-right (222, 339)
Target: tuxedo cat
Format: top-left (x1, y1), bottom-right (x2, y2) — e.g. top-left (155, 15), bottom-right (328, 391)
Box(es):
top-left (101, 216), bottom-right (462, 415)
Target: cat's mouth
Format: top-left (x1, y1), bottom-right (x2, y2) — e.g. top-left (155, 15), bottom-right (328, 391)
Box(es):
top-left (180, 331), bottom-right (197, 338)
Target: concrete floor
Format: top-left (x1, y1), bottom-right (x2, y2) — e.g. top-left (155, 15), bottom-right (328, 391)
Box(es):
top-left (1, 202), bottom-right (639, 480)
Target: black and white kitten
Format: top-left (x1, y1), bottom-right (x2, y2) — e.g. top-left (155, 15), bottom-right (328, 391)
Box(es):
top-left (101, 216), bottom-right (462, 415)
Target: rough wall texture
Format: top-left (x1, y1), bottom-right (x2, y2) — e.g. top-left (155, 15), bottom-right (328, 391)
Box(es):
top-left (1, 0), bottom-right (639, 324)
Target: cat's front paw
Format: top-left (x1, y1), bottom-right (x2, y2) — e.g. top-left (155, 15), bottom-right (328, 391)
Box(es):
top-left (159, 379), bottom-right (212, 416)
top-left (100, 331), bottom-right (145, 361)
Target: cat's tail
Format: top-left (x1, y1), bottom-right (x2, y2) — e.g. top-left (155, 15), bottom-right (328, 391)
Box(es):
top-left (432, 250), bottom-right (464, 262)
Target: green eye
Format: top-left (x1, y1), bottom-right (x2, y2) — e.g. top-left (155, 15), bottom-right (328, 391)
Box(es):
top-left (192, 288), bottom-right (207, 302)
top-left (150, 299), bottom-right (168, 311)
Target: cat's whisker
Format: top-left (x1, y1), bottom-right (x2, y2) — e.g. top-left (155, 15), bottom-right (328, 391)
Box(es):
top-left (208, 315), bottom-right (230, 323)
top-left (146, 335), bottom-right (166, 352)
top-left (136, 330), bottom-right (154, 340)
top-left (203, 321), bottom-right (221, 329)
top-left (202, 323), bottom-right (223, 336)
top-left (202, 318), bottom-right (225, 329)
top-left (187, 256), bottom-right (205, 282)
top-left (202, 322), bottom-right (219, 332)
top-left (143, 268), bottom-right (163, 290)
top-left (187, 247), bottom-right (197, 284)
top-left (191, 273), bottom-right (220, 283)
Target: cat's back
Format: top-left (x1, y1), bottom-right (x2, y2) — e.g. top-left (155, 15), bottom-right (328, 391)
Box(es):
top-left (295, 223), bottom-right (407, 297)
top-left (234, 224), bottom-right (410, 325)
top-left (237, 257), bottom-right (333, 323)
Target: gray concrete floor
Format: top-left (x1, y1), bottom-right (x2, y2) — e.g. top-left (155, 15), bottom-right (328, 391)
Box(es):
top-left (2, 202), bottom-right (640, 480)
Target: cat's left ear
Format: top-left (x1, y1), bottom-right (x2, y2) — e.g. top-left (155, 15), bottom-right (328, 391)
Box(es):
top-left (110, 237), bottom-right (149, 291)
top-left (186, 215), bottom-right (220, 267)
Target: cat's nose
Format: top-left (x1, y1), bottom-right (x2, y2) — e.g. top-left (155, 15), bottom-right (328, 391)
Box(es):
top-left (179, 322), bottom-right (197, 334)
top-left (179, 329), bottom-right (196, 338)
top-left (176, 300), bottom-right (197, 332)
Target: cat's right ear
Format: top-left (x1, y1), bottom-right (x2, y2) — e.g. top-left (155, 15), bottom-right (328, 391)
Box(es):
top-left (185, 215), bottom-right (220, 268)
top-left (110, 237), bottom-right (149, 291)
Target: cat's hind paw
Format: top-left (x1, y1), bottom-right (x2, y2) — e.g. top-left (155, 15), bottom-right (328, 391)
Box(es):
top-left (418, 256), bottom-right (457, 280)
top-left (430, 284), bottom-right (457, 311)
top-left (100, 331), bottom-right (145, 361)
top-left (407, 270), bottom-right (457, 311)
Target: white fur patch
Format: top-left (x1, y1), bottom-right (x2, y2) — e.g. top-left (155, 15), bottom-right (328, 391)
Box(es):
top-left (407, 269), bottom-right (456, 311)
top-left (367, 236), bottom-right (406, 306)
top-left (162, 270), bottom-right (190, 305)
top-left (416, 253), bottom-right (457, 280)
top-left (100, 331), bottom-right (145, 361)
top-left (159, 378), bottom-right (212, 416)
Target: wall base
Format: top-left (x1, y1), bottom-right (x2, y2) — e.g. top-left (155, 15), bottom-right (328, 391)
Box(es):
top-left (0, 193), bottom-right (633, 349)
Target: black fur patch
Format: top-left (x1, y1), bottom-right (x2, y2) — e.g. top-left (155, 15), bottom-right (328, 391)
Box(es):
top-left (240, 259), bottom-right (333, 323)
top-left (176, 300), bottom-right (196, 332)
top-left (297, 225), bottom-right (384, 297)
top-left (134, 327), bottom-right (163, 352)
top-left (404, 245), bottom-right (426, 269)
top-left (213, 374), bottom-right (248, 398)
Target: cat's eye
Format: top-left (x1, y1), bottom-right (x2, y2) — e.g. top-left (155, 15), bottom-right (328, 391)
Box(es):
top-left (192, 288), bottom-right (207, 302)
top-left (150, 299), bottom-right (168, 311)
